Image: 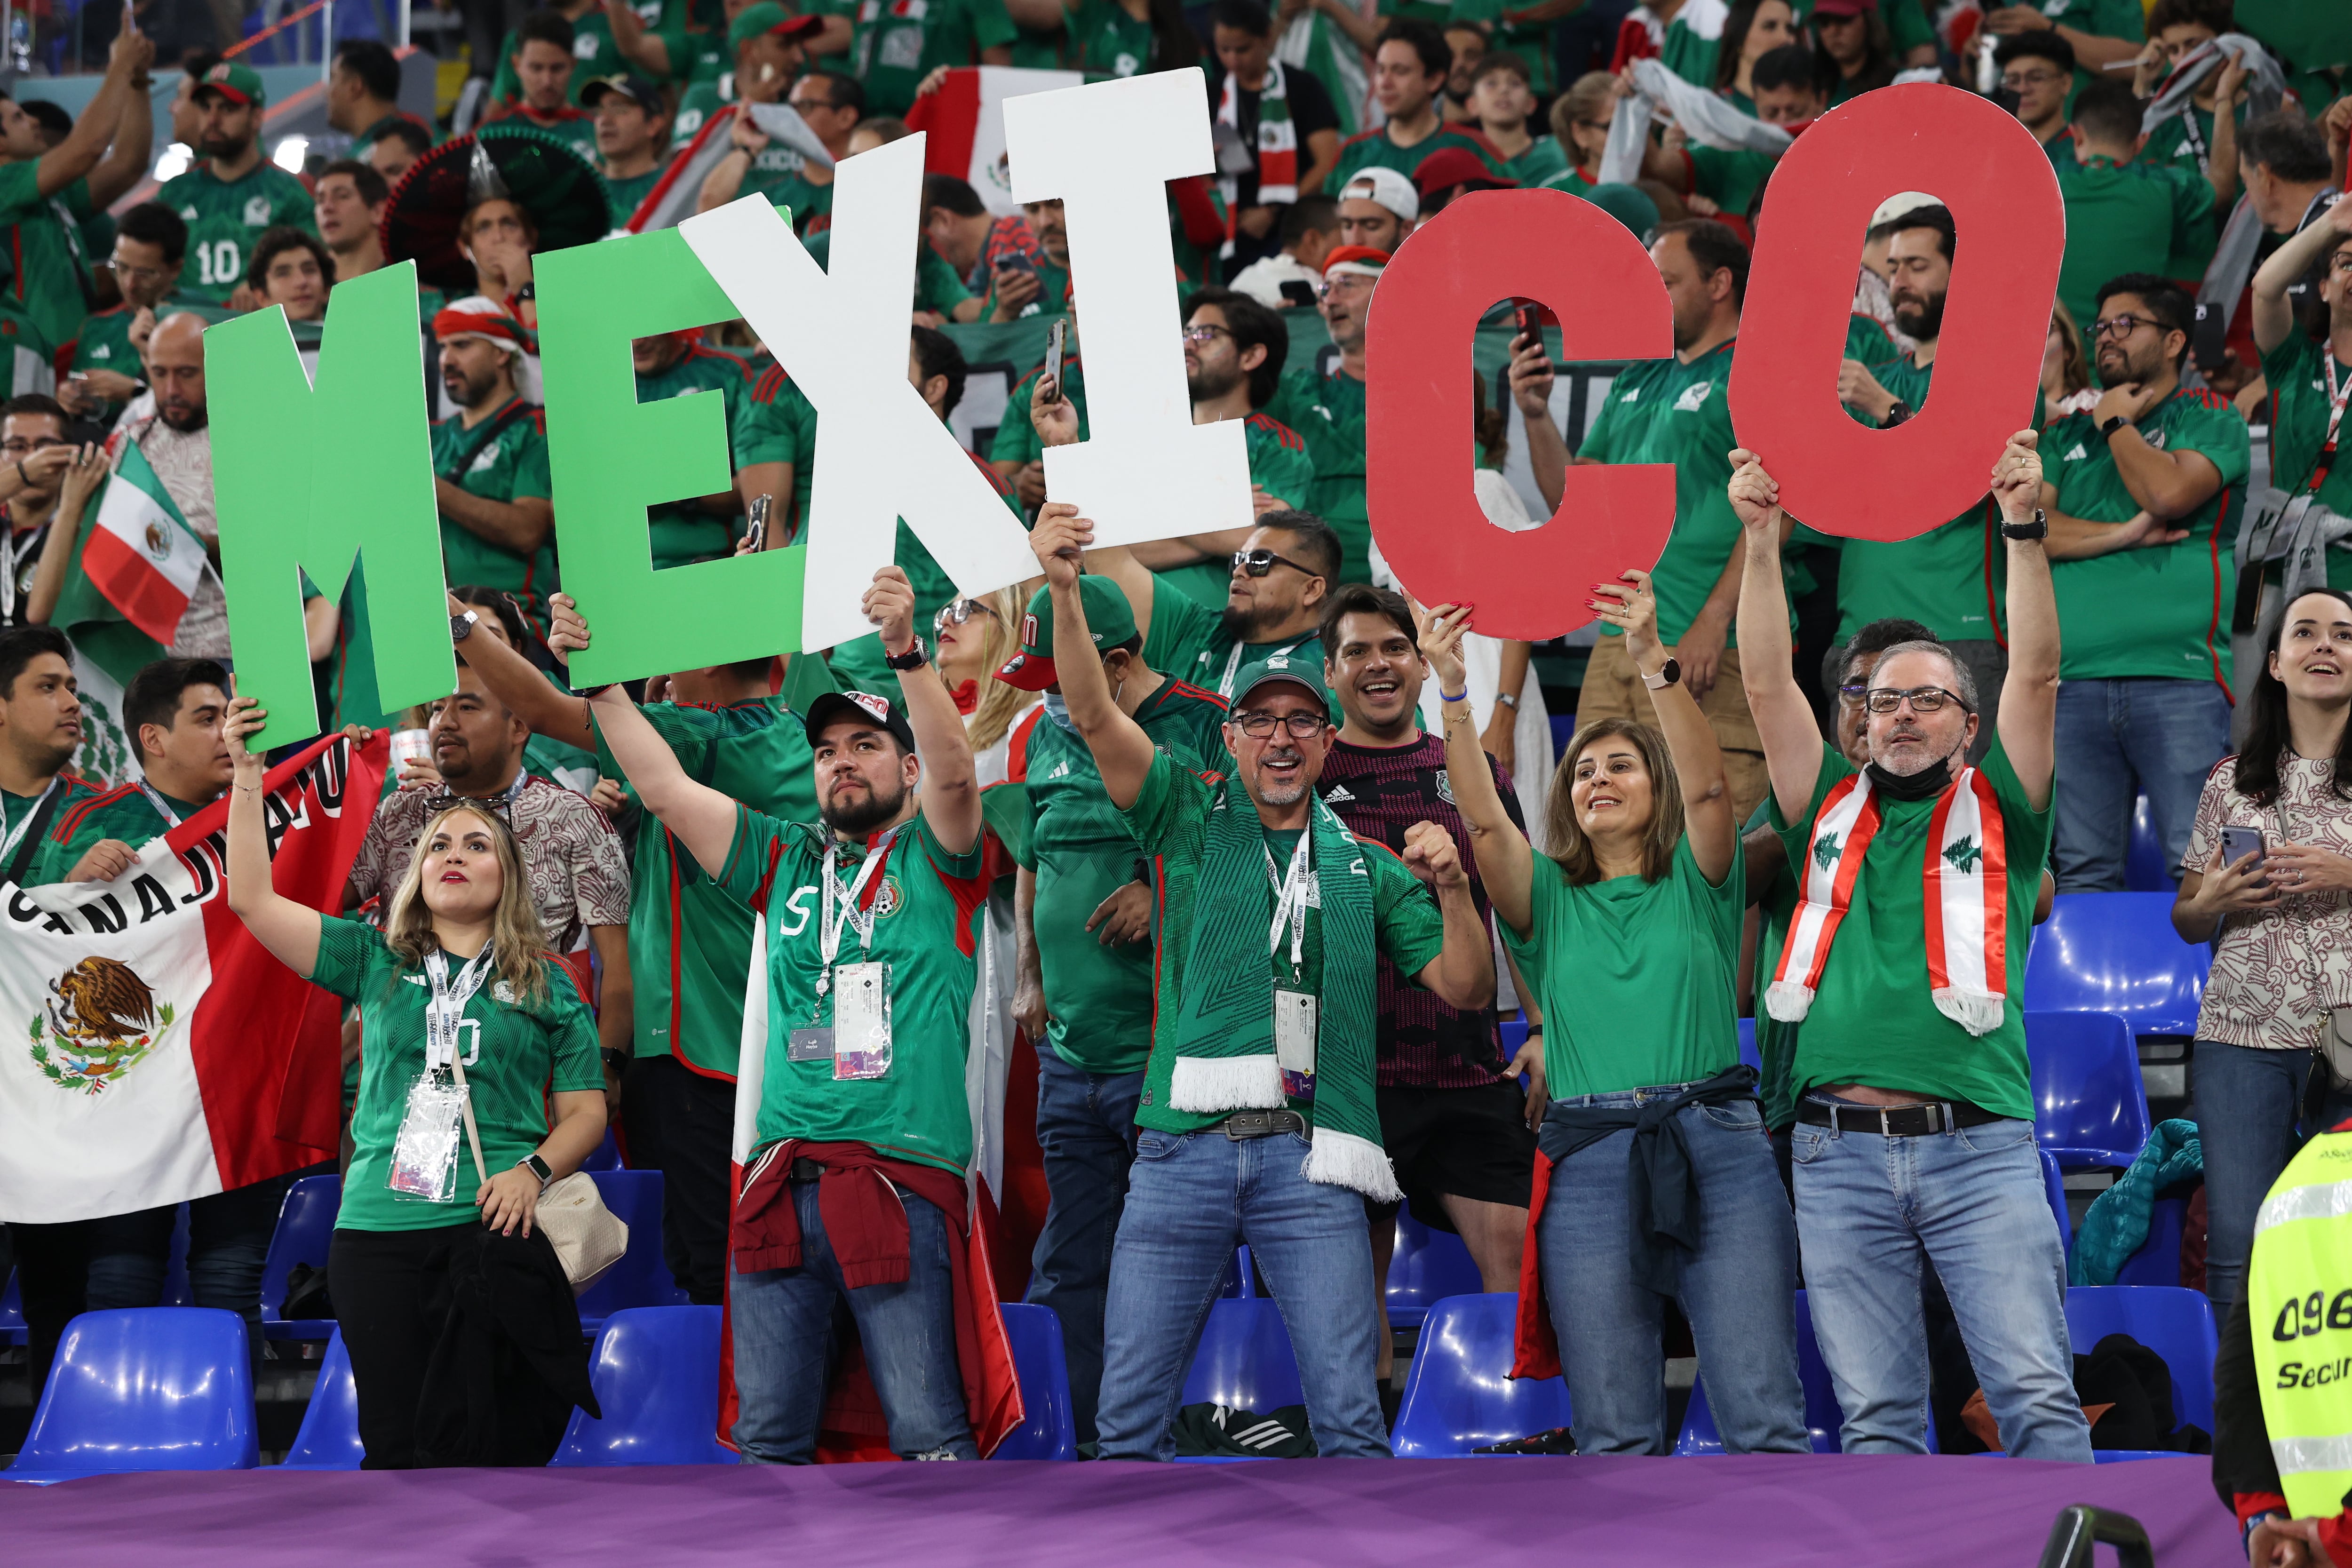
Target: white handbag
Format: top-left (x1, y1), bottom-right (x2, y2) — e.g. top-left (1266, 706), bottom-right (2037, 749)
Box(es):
top-left (450, 1047), bottom-right (628, 1294)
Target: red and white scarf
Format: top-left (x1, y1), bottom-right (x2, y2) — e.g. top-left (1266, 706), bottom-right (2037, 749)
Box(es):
top-left (1217, 61), bottom-right (1297, 208)
top-left (1766, 765), bottom-right (2010, 1037)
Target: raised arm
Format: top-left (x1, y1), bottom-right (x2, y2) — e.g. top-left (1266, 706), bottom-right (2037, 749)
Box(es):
top-left (24, 444), bottom-right (107, 626)
top-left (35, 22), bottom-right (149, 200)
top-left (1032, 501), bottom-right (1158, 810)
top-left (1597, 567), bottom-right (1732, 881)
top-left (1401, 821), bottom-right (1497, 1011)
top-left (869, 565), bottom-right (982, 855)
top-left (2250, 199), bottom-right (2352, 354)
top-left (1728, 450), bottom-right (1822, 822)
top-left (1508, 332), bottom-right (1569, 514)
top-left (467, 591), bottom-right (595, 749)
top-left (222, 693), bottom-right (323, 977)
top-left (586, 683), bottom-right (739, 876)
top-left (86, 48), bottom-right (155, 209)
top-left (1419, 601), bottom-right (1535, 936)
top-left (1990, 431), bottom-right (2057, 810)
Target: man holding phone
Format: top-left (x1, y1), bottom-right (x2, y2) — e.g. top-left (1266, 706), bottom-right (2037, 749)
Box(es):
top-left (984, 198), bottom-right (1069, 322)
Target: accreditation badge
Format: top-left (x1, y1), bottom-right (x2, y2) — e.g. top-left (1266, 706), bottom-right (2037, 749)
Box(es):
top-left (832, 961), bottom-right (893, 1081)
top-left (1274, 987), bottom-right (1317, 1101)
top-left (387, 1072), bottom-right (469, 1202)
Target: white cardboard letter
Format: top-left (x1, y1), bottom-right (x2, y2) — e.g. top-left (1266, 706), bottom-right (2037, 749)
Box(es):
top-left (1001, 70), bottom-right (1251, 548)
top-left (680, 137), bottom-right (1037, 653)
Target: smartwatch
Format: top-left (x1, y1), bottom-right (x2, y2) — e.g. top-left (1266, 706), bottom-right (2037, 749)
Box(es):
top-left (2001, 508), bottom-right (2049, 542)
top-left (451, 609), bottom-right (479, 642)
top-left (517, 1153), bottom-right (553, 1191)
top-left (601, 1047), bottom-right (630, 1075)
top-left (2099, 414), bottom-right (2133, 437)
top-left (1495, 692), bottom-right (1520, 711)
top-left (884, 636), bottom-right (930, 671)
top-left (1640, 658), bottom-right (1682, 691)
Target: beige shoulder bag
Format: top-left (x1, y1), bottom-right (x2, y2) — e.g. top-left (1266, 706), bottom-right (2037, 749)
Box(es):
top-left (449, 1047), bottom-right (628, 1294)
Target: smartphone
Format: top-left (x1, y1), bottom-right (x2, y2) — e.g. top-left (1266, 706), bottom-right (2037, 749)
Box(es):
top-left (1515, 302), bottom-right (1544, 344)
top-left (745, 493), bottom-right (772, 553)
top-left (1278, 279), bottom-right (1317, 308)
top-left (1041, 318), bottom-right (1066, 406)
top-left (997, 250), bottom-right (1037, 278)
top-left (2219, 826), bottom-right (2266, 874)
top-left (2191, 301), bottom-right (2231, 374)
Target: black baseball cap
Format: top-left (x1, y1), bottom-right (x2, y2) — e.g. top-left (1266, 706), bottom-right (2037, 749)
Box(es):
top-left (580, 73), bottom-right (663, 114)
top-left (803, 689), bottom-right (917, 752)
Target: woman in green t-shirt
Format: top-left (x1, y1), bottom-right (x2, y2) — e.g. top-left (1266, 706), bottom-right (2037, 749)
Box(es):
top-left (223, 696), bottom-right (606, 1467)
top-left (1423, 577), bottom-right (1806, 1457)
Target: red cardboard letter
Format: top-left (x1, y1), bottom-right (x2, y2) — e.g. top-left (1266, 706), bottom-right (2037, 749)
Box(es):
top-left (1366, 188), bottom-right (1674, 640)
top-left (1730, 82), bottom-right (2064, 541)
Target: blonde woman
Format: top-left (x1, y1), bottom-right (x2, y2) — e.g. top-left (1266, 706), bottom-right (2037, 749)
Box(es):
top-left (934, 586), bottom-right (1039, 785)
top-left (2042, 303), bottom-right (2097, 420)
top-left (222, 694), bottom-right (604, 1468)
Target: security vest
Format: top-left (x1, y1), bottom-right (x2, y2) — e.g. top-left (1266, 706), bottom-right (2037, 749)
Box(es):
top-left (2250, 1125), bottom-right (2352, 1519)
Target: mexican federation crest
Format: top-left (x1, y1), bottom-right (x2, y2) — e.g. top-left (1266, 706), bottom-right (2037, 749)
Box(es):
top-left (28, 956), bottom-right (175, 1094)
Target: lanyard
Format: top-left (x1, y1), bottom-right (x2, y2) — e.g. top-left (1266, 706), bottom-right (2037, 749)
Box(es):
top-left (2309, 354), bottom-right (2352, 496)
top-left (1265, 828), bottom-right (1314, 974)
top-left (0, 521), bottom-right (42, 623)
top-left (0, 775), bottom-right (61, 861)
top-left (137, 781), bottom-right (183, 829)
top-left (423, 945), bottom-right (496, 1071)
top-left (818, 827), bottom-right (899, 982)
top-left (1216, 635), bottom-right (1314, 699)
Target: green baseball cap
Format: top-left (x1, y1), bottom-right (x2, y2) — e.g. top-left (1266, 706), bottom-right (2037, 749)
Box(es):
top-left (1230, 648), bottom-right (1330, 713)
top-left (729, 2), bottom-right (824, 49)
top-left (996, 576), bottom-right (1138, 692)
top-left (194, 60), bottom-right (266, 108)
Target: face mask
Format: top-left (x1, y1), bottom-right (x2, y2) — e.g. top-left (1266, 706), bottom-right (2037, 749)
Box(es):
top-left (1865, 753), bottom-right (1959, 801)
top-left (1043, 691), bottom-right (1076, 733)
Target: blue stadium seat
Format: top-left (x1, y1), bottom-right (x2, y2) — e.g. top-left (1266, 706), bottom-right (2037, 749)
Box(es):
top-left (580, 1131), bottom-right (623, 1172)
top-left (1549, 713), bottom-right (1576, 764)
top-left (1387, 1200), bottom-right (1485, 1331)
top-left (1391, 1292), bottom-right (1572, 1457)
top-left (993, 1303), bottom-right (1078, 1460)
top-left (1677, 1291), bottom-right (1935, 1455)
top-left (574, 1170), bottom-right (689, 1333)
top-left (1499, 1018), bottom-right (1528, 1060)
top-left (1736, 1017), bottom-right (1761, 1073)
top-left (1219, 1246), bottom-right (1256, 1299)
top-left (2042, 1150), bottom-right (2072, 1252)
top-left (2026, 1011), bottom-right (2152, 1171)
top-left (279, 1329), bottom-right (364, 1471)
top-left (2064, 1284), bottom-right (2218, 1462)
top-left (2112, 1197), bottom-right (2186, 1289)
top-left (550, 1306), bottom-right (737, 1466)
top-left (0, 1268), bottom-right (24, 1348)
top-left (2023, 894), bottom-right (2208, 1036)
top-left (2124, 796), bottom-right (2173, 892)
top-left (8, 1308), bottom-right (258, 1479)
top-left (1180, 1297), bottom-right (1303, 1418)
top-left (259, 1175), bottom-right (342, 1341)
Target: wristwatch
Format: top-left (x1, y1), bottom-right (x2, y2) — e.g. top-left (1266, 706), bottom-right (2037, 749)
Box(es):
top-left (2099, 414), bottom-right (2133, 437)
top-left (1640, 658), bottom-right (1681, 691)
top-left (1882, 399), bottom-right (1913, 428)
top-left (1495, 692), bottom-right (1519, 711)
top-left (884, 636), bottom-right (930, 671)
top-left (2002, 508), bottom-right (2049, 541)
top-left (517, 1153), bottom-right (553, 1192)
top-left (451, 609), bottom-right (479, 643)
top-left (601, 1047), bottom-right (629, 1075)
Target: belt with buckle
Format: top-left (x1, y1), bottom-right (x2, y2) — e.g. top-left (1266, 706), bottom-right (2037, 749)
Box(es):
top-left (787, 1157), bottom-right (827, 1182)
top-left (1219, 1110), bottom-right (1307, 1140)
top-left (1796, 1098), bottom-right (2002, 1137)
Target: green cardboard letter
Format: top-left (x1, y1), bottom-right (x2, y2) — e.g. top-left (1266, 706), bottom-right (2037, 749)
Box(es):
top-left (536, 227), bottom-right (803, 686)
top-left (209, 263), bottom-right (452, 748)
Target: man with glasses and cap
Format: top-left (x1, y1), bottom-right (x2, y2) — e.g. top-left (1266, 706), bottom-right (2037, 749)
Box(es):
top-left (1025, 501), bottom-right (1494, 1460)
top-left (997, 572), bottom-right (1229, 1446)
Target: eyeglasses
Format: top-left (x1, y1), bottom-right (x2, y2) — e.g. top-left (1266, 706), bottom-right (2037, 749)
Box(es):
top-left (2090, 314), bottom-right (2156, 342)
top-left (933, 597), bottom-right (999, 635)
top-left (1863, 685), bottom-right (1970, 714)
top-left (110, 259), bottom-right (171, 285)
top-left (0, 436), bottom-right (67, 454)
top-left (1836, 681), bottom-right (1871, 705)
top-left (2000, 69), bottom-right (2064, 88)
top-left (1232, 709), bottom-right (1328, 739)
top-left (1232, 548), bottom-right (1319, 579)
top-left (1181, 324), bottom-right (1233, 346)
top-left (1315, 273), bottom-right (1374, 299)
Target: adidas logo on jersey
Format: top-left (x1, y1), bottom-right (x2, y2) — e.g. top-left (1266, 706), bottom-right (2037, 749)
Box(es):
top-left (2063, 443), bottom-right (2088, 460)
top-left (1049, 760), bottom-right (1071, 778)
top-left (178, 206), bottom-right (199, 221)
top-left (1323, 784), bottom-right (1355, 803)
top-left (87, 344), bottom-right (109, 359)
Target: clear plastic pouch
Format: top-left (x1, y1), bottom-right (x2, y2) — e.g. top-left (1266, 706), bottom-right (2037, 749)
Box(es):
top-left (832, 960), bottom-right (892, 1081)
top-left (387, 1071), bottom-right (469, 1202)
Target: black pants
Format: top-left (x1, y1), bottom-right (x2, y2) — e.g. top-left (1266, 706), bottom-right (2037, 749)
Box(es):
top-left (328, 1220), bottom-right (481, 1469)
top-left (86, 1173), bottom-right (297, 1369)
top-left (7, 1220), bottom-right (89, 1394)
top-left (622, 1054), bottom-right (735, 1305)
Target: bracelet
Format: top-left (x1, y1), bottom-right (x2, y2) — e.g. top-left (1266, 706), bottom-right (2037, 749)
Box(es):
top-left (1440, 687), bottom-right (1469, 703)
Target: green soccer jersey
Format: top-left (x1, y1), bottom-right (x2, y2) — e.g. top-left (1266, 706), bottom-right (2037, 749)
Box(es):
top-left (2047, 386), bottom-right (2249, 683)
top-left (852, 0), bottom-right (1018, 115)
top-left (1685, 143), bottom-right (1776, 226)
top-left (915, 244), bottom-right (973, 317)
top-left (743, 154), bottom-right (836, 237)
top-left (1021, 679), bottom-right (1229, 1075)
top-left (2052, 155), bottom-right (2216, 327)
top-left (1151, 411), bottom-right (1321, 612)
top-left (733, 358), bottom-right (819, 526)
top-left (1493, 135), bottom-right (1570, 187)
top-left (68, 302), bottom-right (140, 425)
top-left (716, 802), bottom-right (993, 1170)
top-left (1769, 735), bottom-right (2046, 1121)
top-left (1330, 124), bottom-right (1502, 189)
top-left (1845, 313), bottom-right (1897, 366)
top-left (592, 694), bottom-right (821, 1072)
top-left (1066, 0), bottom-right (1154, 76)
top-left (2140, 102), bottom-right (2236, 183)
top-left (826, 453), bottom-right (1023, 692)
top-left (157, 160), bottom-right (317, 308)
top-left (1375, 0), bottom-right (1447, 29)
top-left (1540, 165), bottom-right (1598, 198)
top-left (1789, 0), bottom-right (1935, 56)
top-left (991, 357), bottom-right (1088, 468)
top-left (311, 916), bottom-right (603, 1232)
top-left (1120, 749), bottom-right (1445, 1134)
top-left (28, 782), bottom-right (206, 887)
top-left (1262, 363), bottom-right (1370, 588)
top-left (1137, 583), bottom-right (1334, 717)
top-left (1576, 337), bottom-right (1743, 646)
top-left (604, 167), bottom-right (660, 226)
top-left (0, 161), bottom-right (93, 353)
top-left (1830, 356), bottom-right (2006, 644)
top-left (490, 3), bottom-right (687, 102)
top-left (638, 343), bottom-right (755, 569)
top-left (1658, 13), bottom-right (1722, 87)
top-left (432, 398), bottom-right (558, 608)
top-left (2262, 334), bottom-right (2352, 592)
top-left (350, 111), bottom-right (432, 165)
top-left (1502, 834), bottom-right (1743, 1100)
top-left (1743, 798), bottom-right (1800, 1131)
top-left (978, 256), bottom-right (1073, 320)
top-left (671, 79), bottom-right (732, 149)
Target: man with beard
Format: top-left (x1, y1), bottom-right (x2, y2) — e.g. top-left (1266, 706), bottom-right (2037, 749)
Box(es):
top-left (1264, 246), bottom-right (1383, 588)
top-left (1831, 206), bottom-right (2012, 756)
top-left (479, 11), bottom-right (600, 161)
top-left (983, 195), bottom-right (1073, 323)
top-left (1122, 287), bottom-right (1317, 613)
top-left (2040, 275), bottom-right (2248, 891)
top-left (430, 299), bottom-right (557, 628)
top-left (1024, 502), bottom-right (1493, 1461)
top-left (157, 62), bottom-right (316, 309)
top-left (1515, 219), bottom-right (1766, 820)
top-left (113, 315), bottom-right (230, 661)
top-left (583, 565), bottom-right (1005, 1464)
top-left (1732, 429), bottom-right (2090, 1462)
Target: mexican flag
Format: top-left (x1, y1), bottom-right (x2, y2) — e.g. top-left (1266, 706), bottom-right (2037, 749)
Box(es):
top-left (904, 66), bottom-right (1083, 217)
top-left (0, 732), bottom-right (388, 1223)
top-left (80, 438), bottom-right (211, 647)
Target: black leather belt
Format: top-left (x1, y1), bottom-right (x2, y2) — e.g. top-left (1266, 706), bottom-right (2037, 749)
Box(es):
top-left (1220, 1110), bottom-right (1307, 1140)
top-left (788, 1157), bottom-right (826, 1182)
top-left (1796, 1098), bottom-right (2003, 1137)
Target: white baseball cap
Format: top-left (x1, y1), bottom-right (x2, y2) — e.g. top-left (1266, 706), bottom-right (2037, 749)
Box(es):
top-left (1340, 166), bottom-right (1420, 224)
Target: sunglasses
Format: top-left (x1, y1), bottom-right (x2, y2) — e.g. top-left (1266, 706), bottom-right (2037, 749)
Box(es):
top-left (933, 597), bottom-right (1000, 635)
top-left (1232, 710), bottom-right (1328, 739)
top-left (1232, 548), bottom-right (1320, 580)
top-left (1864, 685), bottom-right (1971, 714)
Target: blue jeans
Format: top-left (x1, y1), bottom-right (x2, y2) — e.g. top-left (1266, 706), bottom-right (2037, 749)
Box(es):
top-left (730, 1179), bottom-right (977, 1463)
top-left (2053, 677), bottom-right (2232, 891)
top-left (1537, 1089), bottom-right (1807, 1456)
top-left (2195, 1040), bottom-right (2351, 1309)
top-left (1094, 1128), bottom-right (1389, 1459)
top-left (1792, 1108), bottom-right (2093, 1460)
top-left (1024, 1043), bottom-right (1144, 1446)
top-left (85, 1175), bottom-right (292, 1368)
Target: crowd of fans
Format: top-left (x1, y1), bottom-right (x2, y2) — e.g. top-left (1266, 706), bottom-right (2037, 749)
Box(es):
top-left (0, 0), bottom-right (2347, 1549)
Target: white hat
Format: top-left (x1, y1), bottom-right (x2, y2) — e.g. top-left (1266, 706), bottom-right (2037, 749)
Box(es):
top-left (1870, 191), bottom-right (1942, 228)
top-left (1339, 166), bottom-right (1420, 224)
